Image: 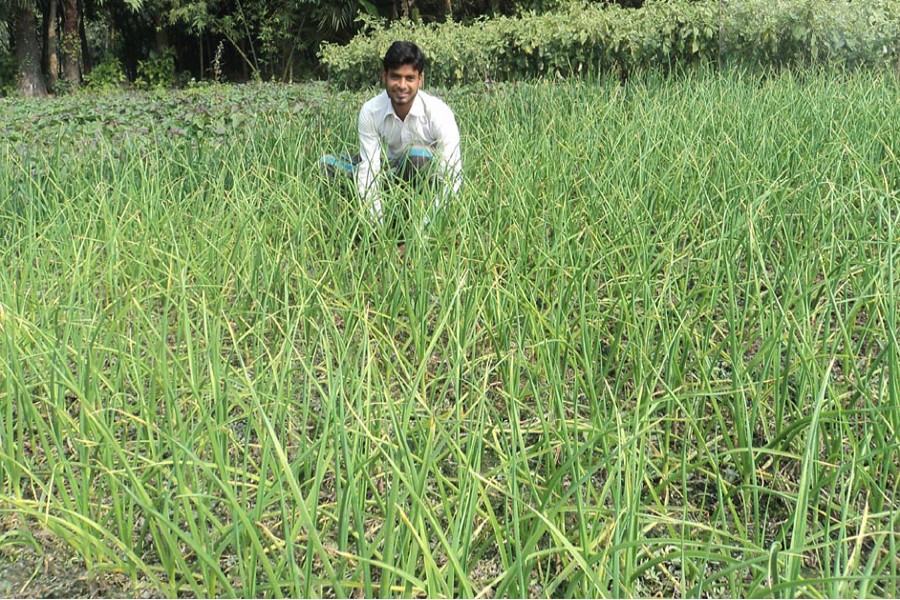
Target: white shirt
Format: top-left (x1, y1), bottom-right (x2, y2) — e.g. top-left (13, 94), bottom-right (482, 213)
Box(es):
top-left (356, 89), bottom-right (462, 216)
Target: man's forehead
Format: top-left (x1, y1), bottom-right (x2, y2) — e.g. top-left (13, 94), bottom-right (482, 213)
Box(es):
top-left (385, 65), bottom-right (422, 76)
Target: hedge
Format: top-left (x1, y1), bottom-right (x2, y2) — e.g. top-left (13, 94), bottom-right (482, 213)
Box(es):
top-left (319, 0), bottom-right (900, 88)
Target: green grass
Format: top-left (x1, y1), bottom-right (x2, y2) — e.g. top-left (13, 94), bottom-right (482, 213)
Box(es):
top-left (1, 67), bottom-right (899, 598)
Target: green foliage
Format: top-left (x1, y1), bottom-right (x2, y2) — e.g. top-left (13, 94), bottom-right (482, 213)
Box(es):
top-left (0, 52), bottom-right (16, 98)
top-left (0, 81), bottom-right (328, 147)
top-left (721, 0), bottom-right (900, 66)
top-left (321, 1), bottom-right (718, 87)
top-left (204, 0), bottom-right (393, 81)
top-left (84, 56), bottom-right (128, 92)
top-left (135, 48), bottom-right (177, 89)
top-left (50, 78), bottom-right (77, 96)
top-left (321, 0), bottom-right (900, 88)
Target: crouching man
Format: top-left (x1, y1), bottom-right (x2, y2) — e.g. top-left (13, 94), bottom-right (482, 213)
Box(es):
top-left (321, 41), bottom-right (462, 224)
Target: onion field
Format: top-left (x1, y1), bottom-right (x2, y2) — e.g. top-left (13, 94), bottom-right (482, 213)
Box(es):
top-left (1, 68), bottom-right (899, 597)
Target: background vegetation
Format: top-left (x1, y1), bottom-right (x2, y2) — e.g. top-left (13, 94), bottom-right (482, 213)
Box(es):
top-left (1, 67), bottom-right (899, 597)
top-left (321, 0), bottom-right (900, 87)
top-left (4, 0), bottom-right (900, 96)
top-left (1, 0), bottom-right (600, 97)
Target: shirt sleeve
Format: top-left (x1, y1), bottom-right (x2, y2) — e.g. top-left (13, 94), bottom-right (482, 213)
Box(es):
top-left (434, 109), bottom-right (463, 198)
top-left (356, 106), bottom-right (383, 216)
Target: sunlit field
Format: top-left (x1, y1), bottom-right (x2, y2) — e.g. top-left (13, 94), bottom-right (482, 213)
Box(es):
top-left (1, 68), bottom-right (899, 598)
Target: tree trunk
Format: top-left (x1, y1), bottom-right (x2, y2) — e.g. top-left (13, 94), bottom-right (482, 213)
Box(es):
top-left (43, 0), bottom-right (59, 90)
top-left (14, 5), bottom-right (49, 97)
top-left (444, 0), bottom-right (452, 20)
top-left (240, 39), bottom-right (249, 80)
top-left (399, 0), bottom-right (417, 19)
top-left (154, 20), bottom-right (169, 53)
top-left (61, 0), bottom-right (81, 86)
top-left (79, 5), bottom-right (90, 75)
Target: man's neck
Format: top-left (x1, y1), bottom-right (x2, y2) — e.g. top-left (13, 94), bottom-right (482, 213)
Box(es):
top-left (392, 101), bottom-right (412, 121)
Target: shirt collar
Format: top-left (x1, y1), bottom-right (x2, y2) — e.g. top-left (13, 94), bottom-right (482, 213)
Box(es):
top-left (381, 90), bottom-right (426, 122)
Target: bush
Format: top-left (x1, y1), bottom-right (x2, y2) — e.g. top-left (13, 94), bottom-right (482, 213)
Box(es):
top-left (84, 56), bottom-right (127, 92)
top-left (135, 48), bottom-right (177, 89)
top-left (320, 1), bottom-right (722, 88)
top-left (0, 52), bottom-right (17, 97)
top-left (320, 0), bottom-right (900, 88)
top-left (721, 0), bottom-right (900, 67)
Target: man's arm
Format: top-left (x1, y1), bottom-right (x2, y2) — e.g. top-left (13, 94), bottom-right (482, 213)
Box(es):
top-left (434, 111), bottom-right (462, 201)
top-left (421, 112), bottom-right (461, 226)
top-left (356, 108), bottom-right (383, 219)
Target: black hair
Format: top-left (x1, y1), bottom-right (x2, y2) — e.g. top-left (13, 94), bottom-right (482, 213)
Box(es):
top-left (382, 41), bottom-right (426, 73)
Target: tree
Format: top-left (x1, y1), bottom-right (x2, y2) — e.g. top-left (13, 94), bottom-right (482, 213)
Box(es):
top-left (398, 0), bottom-right (418, 18)
top-left (40, 0), bottom-right (59, 89)
top-left (61, 0), bottom-right (81, 85)
top-left (10, 1), bottom-right (49, 96)
top-left (183, 0), bottom-right (393, 80)
top-left (4, 0), bottom-right (615, 97)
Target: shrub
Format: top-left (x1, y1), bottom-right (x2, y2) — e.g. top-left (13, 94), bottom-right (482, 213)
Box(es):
top-left (135, 48), bottom-right (177, 89)
top-left (84, 56), bottom-right (127, 92)
top-left (320, 0), bottom-right (900, 89)
top-left (0, 52), bottom-right (17, 97)
top-left (721, 0), bottom-right (900, 66)
top-left (320, 1), bottom-right (723, 88)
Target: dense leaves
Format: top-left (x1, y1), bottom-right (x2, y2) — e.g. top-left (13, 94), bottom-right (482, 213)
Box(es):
top-left (0, 81), bottom-right (335, 148)
top-left (6, 0), bottom-right (900, 96)
top-left (0, 0), bottom-right (604, 96)
top-left (321, 0), bottom-right (900, 88)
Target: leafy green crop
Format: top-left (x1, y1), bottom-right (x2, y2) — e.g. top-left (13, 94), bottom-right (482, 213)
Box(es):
top-left (0, 81), bottom-right (335, 151)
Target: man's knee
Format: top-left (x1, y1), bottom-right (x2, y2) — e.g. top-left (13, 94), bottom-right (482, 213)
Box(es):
top-left (397, 148), bottom-right (434, 181)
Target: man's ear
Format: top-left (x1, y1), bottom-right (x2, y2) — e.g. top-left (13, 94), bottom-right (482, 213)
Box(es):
top-left (381, 70), bottom-right (387, 85)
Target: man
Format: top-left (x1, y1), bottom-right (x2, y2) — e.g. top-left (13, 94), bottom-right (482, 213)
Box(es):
top-left (321, 41), bottom-right (462, 223)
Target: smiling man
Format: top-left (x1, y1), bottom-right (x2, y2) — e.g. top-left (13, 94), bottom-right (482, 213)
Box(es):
top-left (321, 41), bottom-right (462, 223)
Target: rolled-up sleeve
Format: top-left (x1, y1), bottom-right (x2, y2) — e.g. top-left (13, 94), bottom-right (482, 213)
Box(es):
top-left (356, 107), bottom-right (382, 211)
top-left (435, 111), bottom-right (462, 197)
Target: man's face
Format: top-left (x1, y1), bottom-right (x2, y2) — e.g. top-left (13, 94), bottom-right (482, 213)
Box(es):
top-left (382, 64), bottom-right (423, 110)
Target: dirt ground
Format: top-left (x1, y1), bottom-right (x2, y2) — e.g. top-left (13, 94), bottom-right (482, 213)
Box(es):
top-left (0, 515), bottom-right (158, 599)
top-left (0, 544), bottom-right (155, 599)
